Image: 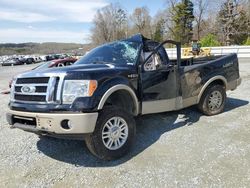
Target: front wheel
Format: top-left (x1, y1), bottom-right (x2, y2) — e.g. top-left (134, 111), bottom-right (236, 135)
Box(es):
top-left (198, 84), bottom-right (226, 116)
top-left (85, 107), bottom-right (136, 160)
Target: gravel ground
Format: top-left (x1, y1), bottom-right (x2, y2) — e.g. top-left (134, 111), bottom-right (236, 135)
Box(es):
top-left (0, 59), bottom-right (249, 188)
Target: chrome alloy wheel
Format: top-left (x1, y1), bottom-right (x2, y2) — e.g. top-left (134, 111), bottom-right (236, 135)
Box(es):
top-left (102, 117), bottom-right (129, 150)
top-left (208, 90), bottom-right (223, 110)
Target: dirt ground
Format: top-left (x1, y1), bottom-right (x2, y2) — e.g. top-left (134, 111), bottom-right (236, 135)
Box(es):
top-left (0, 59), bottom-right (249, 188)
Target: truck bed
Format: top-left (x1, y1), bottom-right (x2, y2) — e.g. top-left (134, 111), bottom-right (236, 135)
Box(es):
top-left (178, 53), bottom-right (240, 101)
top-left (170, 55), bottom-right (228, 67)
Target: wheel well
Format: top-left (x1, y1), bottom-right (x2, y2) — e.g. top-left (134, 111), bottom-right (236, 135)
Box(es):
top-left (198, 78), bottom-right (227, 103)
top-left (103, 90), bottom-right (136, 116)
top-left (209, 79), bottom-right (226, 88)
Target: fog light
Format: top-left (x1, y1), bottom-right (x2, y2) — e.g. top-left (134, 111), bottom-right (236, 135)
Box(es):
top-left (67, 120), bottom-right (72, 129)
top-left (61, 119), bottom-right (72, 130)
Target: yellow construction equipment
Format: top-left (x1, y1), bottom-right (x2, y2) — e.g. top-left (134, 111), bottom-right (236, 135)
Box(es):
top-left (182, 41), bottom-right (211, 58)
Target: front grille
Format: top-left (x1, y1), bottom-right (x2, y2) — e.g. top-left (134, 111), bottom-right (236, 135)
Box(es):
top-left (13, 76), bottom-right (61, 104)
top-left (16, 77), bottom-right (49, 84)
top-left (14, 94), bottom-right (46, 102)
top-left (15, 86), bottom-right (47, 93)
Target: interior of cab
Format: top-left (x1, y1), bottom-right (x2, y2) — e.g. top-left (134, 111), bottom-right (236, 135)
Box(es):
top-left (143, 52), bottom-right (163, 71)
top-left (142, 40), bottom-right (170, 71)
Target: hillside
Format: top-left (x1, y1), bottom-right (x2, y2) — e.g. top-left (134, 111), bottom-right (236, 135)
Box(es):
top-left (0, 42), bottom-right (93, 55)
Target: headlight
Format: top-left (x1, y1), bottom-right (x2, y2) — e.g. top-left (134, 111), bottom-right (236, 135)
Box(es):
top-left (62, 80), bottom-right (97, 104)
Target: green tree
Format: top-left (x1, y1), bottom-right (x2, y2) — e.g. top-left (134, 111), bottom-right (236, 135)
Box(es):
top-left (232, 10), bottom-right (249, 45)
top-left (200, 34), bottom-right (220, 47)
top-left (245, 37), bottom-right (250, 45)
top-left (171, 0), bottom-right (195, 45)
top-left (218, 0), bottom-right (249, 45)
top-left (153, 19), bottom-right (165, 42)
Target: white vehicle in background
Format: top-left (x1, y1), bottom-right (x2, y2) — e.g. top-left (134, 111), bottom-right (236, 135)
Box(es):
top-left (33, 56), bottom-right (42, 63)
top-left (1, 56), bottom-right (9, 63)
top-left (39, 55), bottom-right (47, 61)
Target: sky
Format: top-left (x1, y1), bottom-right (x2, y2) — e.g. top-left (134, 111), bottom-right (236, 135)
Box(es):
top-left (0, 0), bottom-right (166, 44)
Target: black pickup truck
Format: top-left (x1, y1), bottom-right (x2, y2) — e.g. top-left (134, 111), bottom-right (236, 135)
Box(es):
top-left (6, 34), bottom-right (241, 160)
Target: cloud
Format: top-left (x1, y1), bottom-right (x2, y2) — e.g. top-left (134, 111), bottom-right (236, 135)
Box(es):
top-left (0, 0), bottom-right (108, 23)
top-left (27, 25), bottom-right (35, 29)
top-left (0, 9), bottom-right (55, 23)
top-left (0, 28), bottom-right (90, 43)
top-left (0, 0), bottom-right (108, 43)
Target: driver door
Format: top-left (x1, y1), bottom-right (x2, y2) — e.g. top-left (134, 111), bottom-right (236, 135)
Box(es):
top-left (140, 48), bottom-right (181, 114)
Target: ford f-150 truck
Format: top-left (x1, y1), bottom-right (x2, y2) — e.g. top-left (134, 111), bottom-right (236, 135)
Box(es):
top-left (6, 34), bottom-right (241, 160)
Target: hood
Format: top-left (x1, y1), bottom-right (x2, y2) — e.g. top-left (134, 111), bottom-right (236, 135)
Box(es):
top-left (17, 63), bottom-right (134, 79)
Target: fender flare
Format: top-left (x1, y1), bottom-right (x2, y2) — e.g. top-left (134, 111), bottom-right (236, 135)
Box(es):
top-left (97, 84), bottom-right (139, 116)
top-left (197, 76), bottom-right (227, 103)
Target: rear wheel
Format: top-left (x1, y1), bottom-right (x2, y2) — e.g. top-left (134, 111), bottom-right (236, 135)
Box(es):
top-left (85, 107), bottom-right (136, 160)
top-left (198, 84), bottom-right (226, 116)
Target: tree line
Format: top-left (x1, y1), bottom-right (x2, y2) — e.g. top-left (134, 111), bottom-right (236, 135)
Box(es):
top-left (91, 0), bottom-right (250, 47)
top-left (0, 43), bottom-right (89, 56)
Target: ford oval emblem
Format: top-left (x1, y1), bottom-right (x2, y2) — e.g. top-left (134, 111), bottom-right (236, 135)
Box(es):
top-left (21, 85), bottom-right (36, 94)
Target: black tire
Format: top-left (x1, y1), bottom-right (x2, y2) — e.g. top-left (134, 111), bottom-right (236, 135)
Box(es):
top-left (198, 84), bottom-right (226, 116)
top-left (85, 107), bottom-right (136, 160)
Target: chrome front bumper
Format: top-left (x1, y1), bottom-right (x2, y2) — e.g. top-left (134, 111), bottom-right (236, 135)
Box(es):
top-left (6, 110), bottom-right (98, 134)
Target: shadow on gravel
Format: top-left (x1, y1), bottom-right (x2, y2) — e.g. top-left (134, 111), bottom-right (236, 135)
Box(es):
top-left (36, 97), bottom-right (248, 167)
top-left (224, 97), bottom-right (249, 112)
